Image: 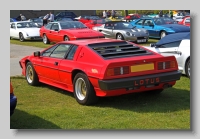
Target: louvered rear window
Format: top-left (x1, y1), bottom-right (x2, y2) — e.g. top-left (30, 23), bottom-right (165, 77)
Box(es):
top-left (88, 41), bottom-right (153, 59)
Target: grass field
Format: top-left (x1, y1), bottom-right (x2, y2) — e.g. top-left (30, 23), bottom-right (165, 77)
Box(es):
top-left (10, 76), bottom-right (190, 129)
top-left (10, 38), bottom-right (190, 129)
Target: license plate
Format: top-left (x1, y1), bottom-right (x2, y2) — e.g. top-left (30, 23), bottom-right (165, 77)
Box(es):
top-left (131, 63), bottom-right (154, 72)
top-left (137, 39), bottom-right (146, 42)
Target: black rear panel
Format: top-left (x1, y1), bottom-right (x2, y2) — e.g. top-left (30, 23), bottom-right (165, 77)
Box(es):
top-left (88, 41), bottom-right (153, 59)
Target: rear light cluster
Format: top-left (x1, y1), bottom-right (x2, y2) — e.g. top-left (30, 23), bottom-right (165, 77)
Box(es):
top-left (158, 61), bottom-right (175, 70)
top-left (107, 66), bottom-right (129, 76)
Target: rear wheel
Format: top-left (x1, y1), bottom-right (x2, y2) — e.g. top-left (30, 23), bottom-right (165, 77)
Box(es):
top-left (64, 36), bottom-right (69, 41)
top-left (26, 62), bottom-right (39, 86)
top-left (160, 31), bottom-right (166, 39)
top-left (185, 59), bottom-right (190, 78)
top-left (43, 34), bottom-right (50, 44)
top-left (73, 73), bottom-right (98, 105)
top-left (19, 33), bottom-right (25, 42)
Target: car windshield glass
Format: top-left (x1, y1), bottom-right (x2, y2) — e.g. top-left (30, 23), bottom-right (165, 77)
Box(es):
top-left (17, 22), bottom-right (38, 28)
top-left (58, 18), bottom-right (73, 21)
top-left (89, 16), bottom-right (101, 20)
top-left (33, 18), bottom-right (43, 23)
top-left (114, 22), bottom-right (134, 29)
top-left (153, 18), bottom-right (177, 25)
top-left (60, 21), bottom-right (87, 29)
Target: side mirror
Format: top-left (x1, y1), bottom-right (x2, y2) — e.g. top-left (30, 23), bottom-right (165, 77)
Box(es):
top-left (34, 51), bottom-right (41, 57)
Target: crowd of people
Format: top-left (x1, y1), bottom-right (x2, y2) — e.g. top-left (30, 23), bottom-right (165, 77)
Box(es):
top-left (102, 10), bottom-right (117, 19)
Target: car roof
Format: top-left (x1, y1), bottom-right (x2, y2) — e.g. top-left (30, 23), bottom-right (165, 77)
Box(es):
top-left (156, 32), bottom-right (190, 46)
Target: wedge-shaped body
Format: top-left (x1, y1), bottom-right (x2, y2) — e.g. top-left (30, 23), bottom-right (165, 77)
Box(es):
top-left (39, 21), bottom-right (105, 44)
top-left (19, 38), bottom-right (181, 105)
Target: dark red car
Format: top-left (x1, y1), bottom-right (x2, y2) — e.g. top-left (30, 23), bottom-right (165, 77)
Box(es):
top-left (84, 19), bottom-right (106, 29)
top-left (19, 38), bottom-right (181, 105)
top-left (39, 21), bottom-right (105, 44)
top-left (178, 16), bottom-right (190, 26)
top-left (76, 15), bottom-right (101, 24)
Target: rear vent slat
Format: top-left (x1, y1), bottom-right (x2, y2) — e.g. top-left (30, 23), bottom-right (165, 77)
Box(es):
top-left (88, 41), bottom-right (153, 59)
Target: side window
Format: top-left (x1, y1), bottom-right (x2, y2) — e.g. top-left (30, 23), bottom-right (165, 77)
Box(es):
top-left (42, 45), bottom-right (58, 57)
top-left (50, 44), bottom-right (71, 58)
top-left (51, 23), bottom-right (59, 30)
top-left (144, 19), bottom-right (153, 26)
top-left (185, 18), bottom-right (190, 23)
top-left (161, 41), bottom-right (181, 48)
top-left (66, 45), bottom-right (78, 60)
top-left (45, 23), bottom-right (52, 29)
top-left (105, 23), bottom-right (111, 28)
top-left (135, 19), bottom-right (144, 25)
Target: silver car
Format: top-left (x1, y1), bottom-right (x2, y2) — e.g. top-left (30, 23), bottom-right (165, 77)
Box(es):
top-left (92, 21), bottom-right (149, 43)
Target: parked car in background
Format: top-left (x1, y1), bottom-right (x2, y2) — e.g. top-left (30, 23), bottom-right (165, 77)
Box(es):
top-left (92, 21), bottom-right (149, 43)
top-left (146, 32), bottom-right (190, 78)
top-left (10, 18), bottom-right (17, 22)
top-left (10, 82), bottom-right (17, 116)
top-left (28, 18), bottom-right (43, 28)
top-left (178, 16), bottom-right (190, 26)
top-left (75, 15), bottom-right (101, 24)
top-left (39, 21), bottom-right (105, 44)
top-left (54, 11), bottom-right (77, 21)
top-left (130, 17), bottom-right (190, 39)
top-left (173, 12), bottom-right (190, 22)
top-left (19, 38), bottom-right (181, 105)
top-left (84, 19), bottom-right (107, 29)
top-left (10, 21), bottom-right (42, 41)
top-left (124, 14), bottom-right (140, 22)
top-left (55, 17), bottom-right (73, 22)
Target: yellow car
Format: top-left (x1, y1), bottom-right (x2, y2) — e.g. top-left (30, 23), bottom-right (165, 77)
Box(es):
top-left (107, 16), bottom-right (123, 21)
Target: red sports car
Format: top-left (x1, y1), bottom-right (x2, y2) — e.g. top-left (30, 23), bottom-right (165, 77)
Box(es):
top-left (19, 38), bottom-right (181, 105)
top-left (84, 19), bottom-right (106, 29)
top-left (178, 16), bottom-right (190, 26)
top-left (39, 21), bottom-right (105, 44)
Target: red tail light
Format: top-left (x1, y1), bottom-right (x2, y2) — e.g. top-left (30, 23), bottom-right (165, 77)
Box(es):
top-left (107, 66), bottom-right (129, 76)
top-left (158, 61), bottom-right (176, 70)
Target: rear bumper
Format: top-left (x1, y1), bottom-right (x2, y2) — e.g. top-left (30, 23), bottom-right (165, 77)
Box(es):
top-left (10, 95), bottom-right (17, 116)
top-left (98, 71), bottom-right (181, 91)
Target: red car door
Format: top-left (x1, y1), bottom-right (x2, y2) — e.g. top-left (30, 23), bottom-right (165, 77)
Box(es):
top-left (48, 23), bottom-right (61, 42)
top-left (184, 17), bottom-right (190, 26)
top-left (34, 44), bottom-right (72, 82)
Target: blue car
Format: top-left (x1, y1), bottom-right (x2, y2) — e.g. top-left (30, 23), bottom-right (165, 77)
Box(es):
top-left (10, 18), bottom-right (17, 22)
top-left (10, 82), bottom-right (17, 116)
top-left (130, 17), bottom-right (190, 39)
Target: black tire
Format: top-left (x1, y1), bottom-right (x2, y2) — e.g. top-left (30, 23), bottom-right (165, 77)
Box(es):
top-left (185, 59), bottom-right (190, 78)
top-left (160, 31), bottom-right (166, 39)
top-left (116, 33), bottom-right (124, 40)
top-left (26, 62), bottom-right (39, 86)
top-left (19, 33), bottom-right (25, 42)
top-left (43, 34), bottom-right (50, 44)
top-left (73, 73), bottom-right (98, 105)
top-left (64, 36), bottom-right (70, 41)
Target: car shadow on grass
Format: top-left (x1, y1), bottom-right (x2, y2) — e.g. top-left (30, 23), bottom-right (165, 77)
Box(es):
top-left (95, 87), bottom-right (190, 113)
top-left (10, 109), bottom-right (61, 129)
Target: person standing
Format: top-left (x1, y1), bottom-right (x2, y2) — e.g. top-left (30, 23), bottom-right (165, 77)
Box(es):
top-left (111, 10), bottom-right (116, 19)
top-left (43, 14), bottom-right (49, 26)
top-left (102, 10), bottom-right (107, 18)
top-left (170, 10), bottom-right (174, 19)
top-left (48, 12), bottom-right (54, 23)
top-left (159, 10), bottom-right (163, 17)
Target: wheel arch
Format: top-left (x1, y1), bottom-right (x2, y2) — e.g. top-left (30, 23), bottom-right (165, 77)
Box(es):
top-left (71, 69), bottom-right (87, 83)
top-left (184, 56), bottom-right (190, 73)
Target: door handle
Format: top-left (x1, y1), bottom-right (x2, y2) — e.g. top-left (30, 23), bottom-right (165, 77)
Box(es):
top-left (50, 31), bottom-right (51, 33)
top-left (54, 62), bottom-right (58, 66)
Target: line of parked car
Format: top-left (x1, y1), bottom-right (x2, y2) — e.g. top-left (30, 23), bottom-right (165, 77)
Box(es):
top-left (10, 11), bottom-right (190, 115)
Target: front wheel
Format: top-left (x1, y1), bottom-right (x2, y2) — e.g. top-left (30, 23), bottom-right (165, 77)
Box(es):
top-left (185, 59), bottom-right (190, 78)
top-left (64, 36), bottom-right (69, 41)
top-left (116, 33), bottom-right (124, 40)
top-left (26, 62), bottom-right (39, 86)
top-left (73, 73), bottom-right (98, 105)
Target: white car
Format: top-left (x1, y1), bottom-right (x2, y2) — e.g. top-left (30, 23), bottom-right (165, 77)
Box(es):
top-left (173, 12), bottom-right (190, 22)
top-left (144, 32), bottom-right (190, 78)
top-left (10, 21), bottom-right (42, 41)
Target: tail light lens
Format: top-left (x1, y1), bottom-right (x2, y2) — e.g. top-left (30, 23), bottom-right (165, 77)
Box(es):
top-left (10, 83), bottom-right (13, 94)
top-left (158, 61), bottom-right (176, 70)
top-left (107, 66), bottom-right (129, 76)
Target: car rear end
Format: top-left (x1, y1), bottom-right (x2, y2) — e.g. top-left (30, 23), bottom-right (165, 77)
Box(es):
top-left (10, 82), bottom-right (17, 116)
top-left (87, 41), bottom-right (181, 97)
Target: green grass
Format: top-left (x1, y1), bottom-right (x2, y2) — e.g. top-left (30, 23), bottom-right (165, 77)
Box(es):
top-left (10, 76), bottom-right (190, 129)
top-left (10, 38), bottom-right (159, 48)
